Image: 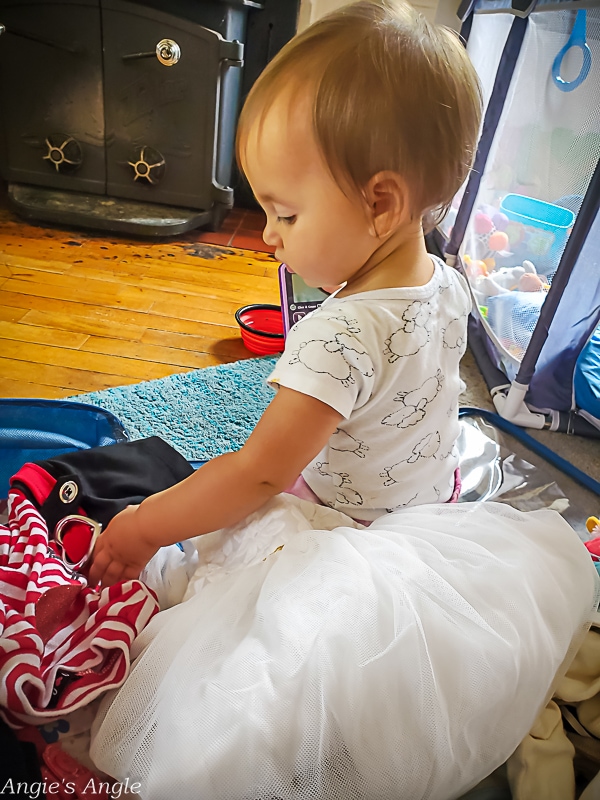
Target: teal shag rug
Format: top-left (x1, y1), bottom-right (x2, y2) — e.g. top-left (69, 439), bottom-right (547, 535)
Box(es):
top-left (69, 356), bottom-right (278, 461)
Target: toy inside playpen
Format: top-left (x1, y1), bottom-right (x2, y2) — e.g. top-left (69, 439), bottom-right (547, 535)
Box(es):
top-left (434, 0), bottom-right (600, 435)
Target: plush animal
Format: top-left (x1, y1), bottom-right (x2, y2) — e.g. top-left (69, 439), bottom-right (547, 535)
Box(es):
top-left (475, 261), bottom-right (547, 299)
top-left (472, 209), bottom-right (511, 265)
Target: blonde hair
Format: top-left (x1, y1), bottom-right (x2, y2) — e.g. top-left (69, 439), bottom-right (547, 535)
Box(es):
top-left (236, 0), bottom-right (482, 228)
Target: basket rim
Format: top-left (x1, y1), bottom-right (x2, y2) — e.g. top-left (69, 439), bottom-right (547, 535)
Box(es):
top-left (235, 304), bottom-right (284, 339)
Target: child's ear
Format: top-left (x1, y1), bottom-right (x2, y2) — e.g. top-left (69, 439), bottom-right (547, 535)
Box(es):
top-left (364, 171), bottom-right (408, 237)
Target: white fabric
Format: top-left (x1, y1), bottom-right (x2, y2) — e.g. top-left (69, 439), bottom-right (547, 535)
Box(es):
top-left (139, 540), bottom-right (199, 611)
top-left (90, 497), bottom-right (599, 800)
top-left (269, 257), bottom-right (472, 520)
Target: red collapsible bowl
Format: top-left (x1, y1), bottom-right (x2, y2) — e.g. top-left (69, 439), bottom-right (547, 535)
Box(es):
top-left (235, 304), bottom-right (285, 355)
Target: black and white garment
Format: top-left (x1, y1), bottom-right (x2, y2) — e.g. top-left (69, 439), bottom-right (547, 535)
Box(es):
top-left (269, 256), bottom-right (471, 521)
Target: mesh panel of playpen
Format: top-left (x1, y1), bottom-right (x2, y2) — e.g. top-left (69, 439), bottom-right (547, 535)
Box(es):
top-left (446, 8), bottom-right (600, 381)
top-left (438, 13), bottom-right (512, 243)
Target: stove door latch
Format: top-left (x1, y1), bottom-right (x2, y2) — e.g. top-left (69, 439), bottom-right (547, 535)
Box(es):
top-left (122, 38), bottom-right (181, 67)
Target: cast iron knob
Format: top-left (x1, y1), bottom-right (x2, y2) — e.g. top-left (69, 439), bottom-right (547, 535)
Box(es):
top-left (42, 134), bottom-right (83, 173)
top-left (127, 146), bottom-right (165, 185)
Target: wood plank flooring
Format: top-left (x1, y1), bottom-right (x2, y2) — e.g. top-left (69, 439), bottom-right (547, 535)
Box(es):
top-left (0, 190), bottom-right (279, 398)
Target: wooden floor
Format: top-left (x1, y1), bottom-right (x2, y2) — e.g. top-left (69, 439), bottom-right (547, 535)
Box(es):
top-left (0, 190), bottom-right (279, 399)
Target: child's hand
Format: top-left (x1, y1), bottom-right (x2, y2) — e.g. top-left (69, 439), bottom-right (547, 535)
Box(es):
top-left (85, 385), bottom-right (343, 589)
top-left (88, 505), bottom-right (160, 589)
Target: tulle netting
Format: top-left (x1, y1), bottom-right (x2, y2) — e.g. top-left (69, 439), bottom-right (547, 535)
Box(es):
top-left (90, 497), bottom-right (599, 800)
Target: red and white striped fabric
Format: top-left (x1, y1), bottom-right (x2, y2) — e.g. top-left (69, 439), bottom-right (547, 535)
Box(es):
top-left (0, 487), bottom-right (159, 727)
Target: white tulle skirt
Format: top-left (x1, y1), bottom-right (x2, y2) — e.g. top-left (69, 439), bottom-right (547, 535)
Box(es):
top-left (90, 497), bottom-right (599, 800)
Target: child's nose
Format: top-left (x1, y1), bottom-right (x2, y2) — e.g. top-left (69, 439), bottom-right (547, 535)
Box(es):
top-left (262, 218), bottom-right (281, 247)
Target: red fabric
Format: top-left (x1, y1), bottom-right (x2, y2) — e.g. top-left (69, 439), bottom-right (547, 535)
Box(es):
top-left (60, 521), bottom-right (94, 566)
top-left (585, 536), bottom-right (600, 558)
top-left (12, 462), bottom-right (93, 567)
top-left (0, 476), bottom-right (159, 727)
top-left (12, 462), bottom-right (58, 507)
top-left (40, 743), bottom-right (112, 799)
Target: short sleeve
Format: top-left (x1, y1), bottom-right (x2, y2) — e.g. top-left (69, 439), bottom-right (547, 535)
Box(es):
top-left (268, 311), bottom-right (375, 419)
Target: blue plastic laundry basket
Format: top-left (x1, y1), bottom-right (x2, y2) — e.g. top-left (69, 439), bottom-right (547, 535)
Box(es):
top-left (0, 399), bottom-right (128, 499)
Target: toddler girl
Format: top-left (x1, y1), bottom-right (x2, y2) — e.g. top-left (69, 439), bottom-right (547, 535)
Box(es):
top-left (90, 0), bottom-right (482, 588)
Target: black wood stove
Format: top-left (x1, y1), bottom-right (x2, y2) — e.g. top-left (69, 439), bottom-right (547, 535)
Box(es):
top-left (0, 0), bottom-right (264, 235)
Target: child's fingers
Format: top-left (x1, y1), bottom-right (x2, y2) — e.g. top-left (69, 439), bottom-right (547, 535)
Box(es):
top-left (99, 561), bottom-right (128, 588)
top-left (89, 553), bottom-right (142, 588)
top-left (88, 540), bottom-right (125, 588)
top-left (88, 539), bottom-right (109, 587)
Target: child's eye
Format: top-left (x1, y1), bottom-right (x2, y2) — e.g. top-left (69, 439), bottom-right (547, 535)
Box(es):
top-left (277, 215), bottom-right (296, 225)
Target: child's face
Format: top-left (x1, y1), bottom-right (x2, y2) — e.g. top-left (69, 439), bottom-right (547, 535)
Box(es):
top-left (242, 94), bottom-right (379, 289)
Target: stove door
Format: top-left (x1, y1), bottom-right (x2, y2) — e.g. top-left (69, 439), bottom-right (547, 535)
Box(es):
top-left (0, 0), bottom-right (106, 194)
top-left (103, 0), bottom-right (236, 211)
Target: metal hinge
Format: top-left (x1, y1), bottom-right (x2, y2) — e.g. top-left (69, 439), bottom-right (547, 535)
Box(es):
top-left (219, 39), bottom-right (244, 67)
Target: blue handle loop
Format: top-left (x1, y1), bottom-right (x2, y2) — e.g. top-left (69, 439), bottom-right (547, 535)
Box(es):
top-left (552, 9), bottom-right (592, 92)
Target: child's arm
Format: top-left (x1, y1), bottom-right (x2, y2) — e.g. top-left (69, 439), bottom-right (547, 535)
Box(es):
top-left (88, 386), bottom-right (343, 587)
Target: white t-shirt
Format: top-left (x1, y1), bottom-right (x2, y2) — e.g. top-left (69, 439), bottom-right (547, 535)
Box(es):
top-left (268, 256), bottom-right (471, 521)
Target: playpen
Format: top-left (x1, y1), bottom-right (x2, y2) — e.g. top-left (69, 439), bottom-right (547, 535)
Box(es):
top-left (432, 0), bottom-right (600, 436)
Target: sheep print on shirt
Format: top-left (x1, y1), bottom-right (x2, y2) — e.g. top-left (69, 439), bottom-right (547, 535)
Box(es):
top-left (268, 256), bottom-right (471, 521)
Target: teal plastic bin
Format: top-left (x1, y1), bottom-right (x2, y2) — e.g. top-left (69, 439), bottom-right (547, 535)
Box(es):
top-left (500, 193), bottom-right (574, 278)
